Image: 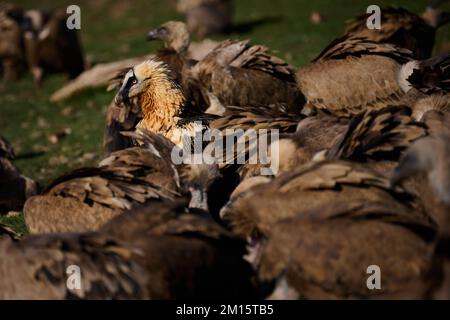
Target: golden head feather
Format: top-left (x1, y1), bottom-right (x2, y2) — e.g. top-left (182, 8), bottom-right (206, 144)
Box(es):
top-left (114, 59), bottom-right (188, 145)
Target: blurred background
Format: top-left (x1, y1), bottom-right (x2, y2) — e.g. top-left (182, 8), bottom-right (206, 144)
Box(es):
top-left (1, 0), bottom-right (450, 190)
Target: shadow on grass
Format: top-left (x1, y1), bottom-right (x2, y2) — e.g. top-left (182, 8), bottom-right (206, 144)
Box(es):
top-left (15, 151), bottom-right (47, 160)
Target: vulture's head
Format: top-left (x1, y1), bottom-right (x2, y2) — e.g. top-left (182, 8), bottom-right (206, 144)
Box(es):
top-left (146, 21), bottom-right (191, 54)
top-left (114, 59), bottom-right (185, 116)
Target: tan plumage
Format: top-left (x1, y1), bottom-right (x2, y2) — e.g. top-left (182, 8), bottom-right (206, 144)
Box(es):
top-left (144, 21), bottom-right (208, 111)
top-left (297, 36), bottom-right (415, 117)
top-left (208, 104), bottom-right (304, 180)
top-left (270, 106), bottom-right (426, 175)
top-left (109, 21), bottom-right (208, 104)
top-left (344, 4), bottom-right (450, 59)
top-left (411, 94), bottom-right (450, 121)
top-left (259, 201), bottom-right (434, 299)
top-left (211, 104), bottom-right (303, 132)
top-left (1, 199), bottom-right (256, 299)
top-left (0, 232), bottom-right (149, 299)
top-left (392, 134), bottom-right (450, 233)
top-left (105, 22), bottom-right (207, 155)
top-left (221, 160), bottom-right (435, 299)
top-left (270, 115), bottom-right (349, 175)
top-left (25, 129), bottom-right (220, 233)
top-left (325, 106), bottom-right (429, 184)
top-left (0, 5), bottom-right (84, 85)
top-left (114, 59), bottom-right (216, 147)
top-left (24, 145), bottom-right (179, 234)
top-left (401, 53), bottom-right (450, 120)
top-left (327, 106), bottom-right (427, 162)
top-left (192, 40), bottom-right (304, 111)
top-left (0, 222), bottom-right (21, 240)
top-left (146, 21), bottom-right (192, 56)
top-left (422, 109), bottom-right (450, 136)
top-left (222, 160), bottom-right (432, 238)
top-left (123, 129), bottom-right (220, 211)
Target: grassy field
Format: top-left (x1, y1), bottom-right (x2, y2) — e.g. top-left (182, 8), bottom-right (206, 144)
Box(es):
top-left (1, 0), bottom-right (450, 232)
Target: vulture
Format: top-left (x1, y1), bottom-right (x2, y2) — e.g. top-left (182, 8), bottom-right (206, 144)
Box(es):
top-left (404, 54), bottom-right (450, 120)
top-left (221, 160), bottom-right (436, 299)
top-left (0, 222), bottom-right (21, 240)
top-left (0, 231), bottom-right (148, 299)
top-left (145, 20), bottom-right (208, 111)
top-left (176, 0), bottom-right (233, 38)
top-left (0, 4), bottom-right (84, 85)
top-left (209, 103), bottom-right (305, 179)
top-left (0, 199), bottom-right (257, 300)
top-left (106, 25), bottom-right (303, 154)
top-left (0, 4), bottom-right (26, 81)
top-left (103, 98), bottom-right (141, 155)
top-left (345, 2), bottom-right (450, 59)
top-left (324, 105), bottom-right (428, 174)
top-left (146, 20), bottom-right (192, 70)
top-left (24, 129), bottom-right (219, 234)
top-left (268, 114), bottom-right (349, 175)
top-left (211, 103), bottom-right (304, 133)
top-left (233, 105), bottom-right (426, 176)
top-left (114, 59), bottom-right (217, 147)
top-left (99, 199), bottom-right (257, 299)
top-left (24, 145), bottom-right (177, 234)
top-left (191, 39), bottom-right (305, 112)
top-left (0, 135), bottom-right (37, 214)
top-left (391, 132), bottom-right (450, 299)
top-left (297, 36), bottom-right (414, 117)
top-left (392, 133), bottom-right (450, 236)
top-left (123, 128), bottom-right (220, 212)
top-left (21, 8), bottom-right (85, 86)
top-left (297, 35), bottom-right (450, 118)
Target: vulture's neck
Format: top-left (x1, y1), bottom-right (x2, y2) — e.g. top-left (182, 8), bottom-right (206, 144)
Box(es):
top-left (137, 82), bottom-right (187, 137)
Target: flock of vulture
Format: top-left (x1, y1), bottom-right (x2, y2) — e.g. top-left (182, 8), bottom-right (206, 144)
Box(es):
top-left (1, 0), bottom-right (450, 299)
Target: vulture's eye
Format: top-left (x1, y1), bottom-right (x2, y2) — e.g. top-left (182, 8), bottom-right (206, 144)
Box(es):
top-left (131, 78), bottom-right (138, 85)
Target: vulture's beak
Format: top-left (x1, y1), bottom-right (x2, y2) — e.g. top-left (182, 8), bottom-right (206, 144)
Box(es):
top-left (146, 27), bottom-right (166, 41)
top-left (114, 87), bottom-right (129, 106)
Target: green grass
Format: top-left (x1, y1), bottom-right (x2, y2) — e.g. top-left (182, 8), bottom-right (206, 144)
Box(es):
top-left (0, 214), bottom-right (28, 235)
top-left (1, 0), bottom-right (450, 232)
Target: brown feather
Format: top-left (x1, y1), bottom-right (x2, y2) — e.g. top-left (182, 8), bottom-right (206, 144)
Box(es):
top-left (297, 37), bottom-right (414, 117)
top-left (192, 40), bottom-right (304, 110)
top-left (344, 7), bottom-right (437, 59)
